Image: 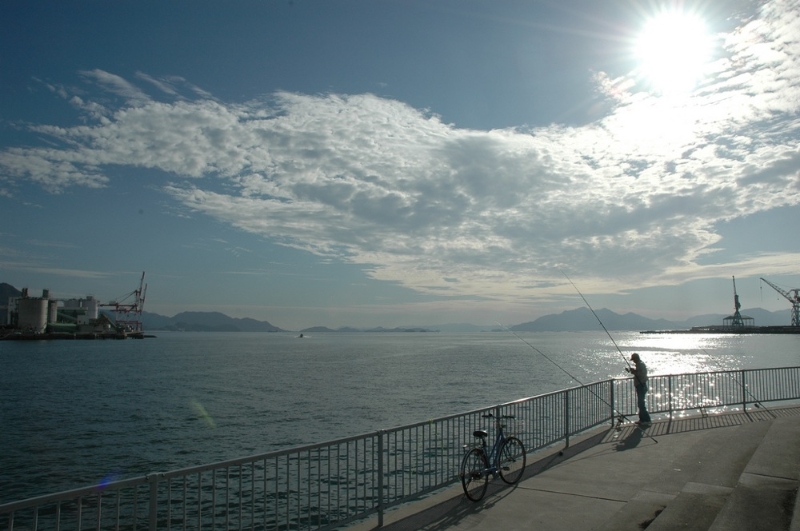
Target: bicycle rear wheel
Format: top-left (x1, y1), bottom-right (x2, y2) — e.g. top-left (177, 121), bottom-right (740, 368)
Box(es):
top-left (460, 448), bottom-right (488, 501)
top-left (498, 436), bottom-right (526, 484)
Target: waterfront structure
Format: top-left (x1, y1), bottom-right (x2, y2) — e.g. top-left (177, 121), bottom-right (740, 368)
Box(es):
top-left (62, 295), bottom-right (100, 324)
top-left (1, 273), bottom-right (147, 339)
top-left (15, 288), bottom-right (50, 333)
top-left (642, 275), bottom-right (800, 334)
top-left (724, 276), bottom-right (754, 329)
top-left (99, 271), bottom-right (147, 333)
top-left (3, 289), bottom-right (122, 338)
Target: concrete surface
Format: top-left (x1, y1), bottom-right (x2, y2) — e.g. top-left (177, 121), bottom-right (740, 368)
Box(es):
top-left (346, 406), bottom-right (800, 531)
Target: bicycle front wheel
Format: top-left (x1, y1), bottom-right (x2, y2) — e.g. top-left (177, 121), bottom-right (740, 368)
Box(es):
top-left (460, 448), bottom-right (489, 501)
top-left (498, 436), bottom-right (526, 484)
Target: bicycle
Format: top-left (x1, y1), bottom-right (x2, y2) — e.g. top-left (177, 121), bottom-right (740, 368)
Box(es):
top-left (459, 412), bottom-right (526, 501)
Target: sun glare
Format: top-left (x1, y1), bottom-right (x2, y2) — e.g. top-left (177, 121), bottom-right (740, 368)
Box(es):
top-left (636, 11), bottom-right (712, 96)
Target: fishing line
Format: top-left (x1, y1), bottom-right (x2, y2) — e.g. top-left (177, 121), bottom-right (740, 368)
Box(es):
top-left (560, 270), bottom-right (771, 424)
top-left (561, 270), bottom-right (631, 370)
top-left (496, 321), bottom-right (591, 389)
top-left (556, 270), bottom-right (658, 441)
top-left (496, 322), bottom-right (658, 443)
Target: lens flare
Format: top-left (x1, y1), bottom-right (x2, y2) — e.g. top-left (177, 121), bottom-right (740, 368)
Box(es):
top-left (191, 400), bottom-right (217, 429)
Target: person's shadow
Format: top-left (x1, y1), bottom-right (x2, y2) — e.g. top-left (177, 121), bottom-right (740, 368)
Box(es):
top-left (614, 427), bottom-right (643, 451)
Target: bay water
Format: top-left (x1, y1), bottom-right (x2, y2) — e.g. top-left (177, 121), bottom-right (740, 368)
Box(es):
top-left (1, 331), bottom-right (798, 504)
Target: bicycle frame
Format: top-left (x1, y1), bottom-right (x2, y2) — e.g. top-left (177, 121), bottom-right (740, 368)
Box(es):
top-left (479, 421), bottom-right (508, 477)
top-left (460, 413), bottom-right (527, 501)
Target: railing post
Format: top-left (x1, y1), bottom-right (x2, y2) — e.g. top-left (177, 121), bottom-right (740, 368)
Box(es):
top-left (741, 370), bottom-right (747, 412)
top-left (147, 473), bottom-right (162, 531)
top-left (668, 375), bottom-right (673, 419)
top-left (377, 430), bottom-right (384, 528)
top-left (610, 379), bottom-right (615, 426)
top-left (564, 390), bottom-right (570, 449)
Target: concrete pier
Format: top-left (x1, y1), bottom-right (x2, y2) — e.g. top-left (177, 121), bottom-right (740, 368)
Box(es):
top-left (349, 406), bottom-right (800, 531)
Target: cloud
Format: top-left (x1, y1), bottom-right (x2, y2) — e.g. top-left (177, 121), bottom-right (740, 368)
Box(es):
top-left (0, 262), bottom-right (114, 279)
top-left (1, 0), bottom-right (799, 301)
top-left (80, 69), bottom-right (152, 106)
top-left (135, 72), bottom-right (181, 97)
top-left (0, 147), bottom-right (109, 192)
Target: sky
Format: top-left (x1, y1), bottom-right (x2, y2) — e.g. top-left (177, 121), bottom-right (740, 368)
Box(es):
top-left (1, 0), bottom-right (799, 330)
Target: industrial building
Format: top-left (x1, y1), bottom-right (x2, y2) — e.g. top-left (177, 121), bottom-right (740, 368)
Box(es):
top-left (1, 272), bottom-right (147, 339)
top-left (3, 288), bottom-right (118, 336)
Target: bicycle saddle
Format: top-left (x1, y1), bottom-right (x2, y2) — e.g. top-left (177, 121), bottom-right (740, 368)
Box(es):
top-left (472, 429), bottom-right (488, 439)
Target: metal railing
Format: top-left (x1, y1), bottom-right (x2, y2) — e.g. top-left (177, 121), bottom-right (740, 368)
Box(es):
top-left (2, 367), bottom-right (799, 531)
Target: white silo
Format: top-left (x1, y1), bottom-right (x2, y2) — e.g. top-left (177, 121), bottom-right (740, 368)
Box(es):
top-left (84, 296), bottom-right (99, 320)
top-left (48, 299), bottom-right (58, 324)
top-left (18, 295), bottom-right (48, 333)
top-left (63, 296), bottom-right (99, 324)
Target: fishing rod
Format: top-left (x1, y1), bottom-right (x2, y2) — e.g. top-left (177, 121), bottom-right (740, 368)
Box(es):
top-left (557, 270), bottom-right (659, 440)
top-left (497, 322), bottom-right (658, 443)
top-left (561, 270), bottom-right (631, 371)
top-left (561, 271), bottom-right (772, 423)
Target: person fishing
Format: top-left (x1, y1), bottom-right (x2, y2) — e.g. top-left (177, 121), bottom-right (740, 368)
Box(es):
top-left (626, 353), bottom-right (651, 426)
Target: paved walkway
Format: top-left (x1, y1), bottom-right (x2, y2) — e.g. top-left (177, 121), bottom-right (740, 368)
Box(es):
top-left (348, 406), bottom-right (800, 531)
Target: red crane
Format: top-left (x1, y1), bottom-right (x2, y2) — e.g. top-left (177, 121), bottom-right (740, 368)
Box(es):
top-left (100, 272), bottom-right (147, 335)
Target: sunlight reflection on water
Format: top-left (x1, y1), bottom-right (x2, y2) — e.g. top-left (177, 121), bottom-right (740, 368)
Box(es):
top-left (1, 331), bottom-right (797, 503)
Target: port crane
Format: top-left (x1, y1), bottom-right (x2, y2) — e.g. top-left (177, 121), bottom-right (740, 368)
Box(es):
top-left (100, 272), bottom-right (147, 334)
top-left (727, 276), bottom-right (746, 328)
top-left (760, 277), bottom-right (800, 327)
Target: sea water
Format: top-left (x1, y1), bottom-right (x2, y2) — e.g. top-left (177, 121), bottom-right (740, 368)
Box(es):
top-left (1, 331), bottom-right (798, 503)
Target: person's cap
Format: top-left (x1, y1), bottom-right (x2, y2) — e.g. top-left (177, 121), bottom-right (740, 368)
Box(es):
top-left (630, 353), bottom-right (640, 361)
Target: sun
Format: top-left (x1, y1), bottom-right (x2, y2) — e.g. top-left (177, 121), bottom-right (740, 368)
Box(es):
top-left (635, 10), bottom-right (713, 96)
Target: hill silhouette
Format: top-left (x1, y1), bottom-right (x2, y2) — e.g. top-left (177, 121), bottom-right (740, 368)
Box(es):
top-left (142, 311), bottom-right (284, 332)
top-left (509, 306), bottom-right (790, 332)
top-left (1, 281), bottom-right (793, 332)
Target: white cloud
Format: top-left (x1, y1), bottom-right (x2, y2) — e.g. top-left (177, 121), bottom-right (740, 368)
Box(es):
top-left (80, 69), bottom-right (152, 106)
top-left (135, 72), bottom-right (180, 97)
top-left (0, 147), bottom-right (108, 192)
top-left (1, 0), bottom-right (799, 302)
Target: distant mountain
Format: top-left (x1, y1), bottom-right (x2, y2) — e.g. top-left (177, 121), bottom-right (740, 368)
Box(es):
top-left (510, 307), bottom-right (792, 332)
top-left (142, 311), bottom-right (284, 332)
top-left (511, 308), bottom-right (669, 332)
top-left (336, 326), bottom-right (362, 333)
top-left (120, 305), bottom-right (800, 333)
top-left (0, 283), bottom-right (22, 301)
top-left (138, 311), bottom-right (174, 330)
top-left (364, 327), bottom-right (438, 333)
top-left (300, 326), bottom-right (338, 333)
top-left (298, 326), bottom-right (368, 333)
top-left (729, 307), bottom-right (792, 326)
top-left (671, 307), bottom-right (790, 328)
top-left (2, 280), bottom-right (795, 332)
top-left (411, 323), bottom-right (491, 332)
top-left (300, 325), bottom-right (438, 333)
